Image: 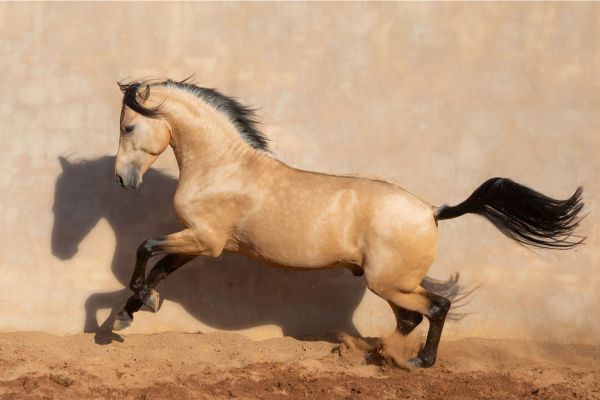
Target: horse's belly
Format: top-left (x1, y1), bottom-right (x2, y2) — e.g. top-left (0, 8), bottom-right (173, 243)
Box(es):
top-left (231, 235), bottom-right (362, 269)
top-left (230, 218), bottom-right (363, 268)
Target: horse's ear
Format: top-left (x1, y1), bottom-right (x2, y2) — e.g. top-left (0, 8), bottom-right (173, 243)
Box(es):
top-left (141, 85), bottom-right (151, 101)
top-left (58, 156), bottom-right (71, 171)
top-left (117, 82), bottom-right (126, 93)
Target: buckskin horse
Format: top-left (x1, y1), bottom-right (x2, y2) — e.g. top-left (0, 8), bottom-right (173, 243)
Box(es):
top-left (112, 78), bottom-right (584, 368)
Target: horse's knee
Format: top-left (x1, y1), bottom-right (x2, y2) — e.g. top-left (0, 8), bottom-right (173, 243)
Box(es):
top-left (136, 238), bottom-right (165, 259)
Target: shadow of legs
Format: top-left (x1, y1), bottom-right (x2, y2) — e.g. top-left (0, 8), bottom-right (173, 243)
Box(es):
top-left (84, 290), bottom-right (131, 344)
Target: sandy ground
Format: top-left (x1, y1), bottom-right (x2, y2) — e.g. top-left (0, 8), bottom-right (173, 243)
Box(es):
top-left (0, 331), bottom-right (599, 400)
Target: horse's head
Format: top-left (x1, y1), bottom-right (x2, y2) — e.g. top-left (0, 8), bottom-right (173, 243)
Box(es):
top-left (115, 82), bottom-right (171, 190)
top-left (51, 156), bottom-right (111, 260)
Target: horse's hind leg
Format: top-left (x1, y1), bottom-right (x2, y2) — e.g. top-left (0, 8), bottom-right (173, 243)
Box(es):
top-left (113, 254), bottom-right (195, 330)
top-left (388, 302), bottom-right (423, 336)
top-left (386, 287), bottom-right (450, 368)
top-left (367, 271), bottom-right (450, 368)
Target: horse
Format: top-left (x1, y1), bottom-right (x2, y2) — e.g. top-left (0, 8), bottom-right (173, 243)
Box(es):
top-left (112, 78), bottom-right (585, 368)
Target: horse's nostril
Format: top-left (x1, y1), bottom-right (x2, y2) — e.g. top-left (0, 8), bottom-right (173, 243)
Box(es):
top-left (116, 174), bottom-right (125, 187)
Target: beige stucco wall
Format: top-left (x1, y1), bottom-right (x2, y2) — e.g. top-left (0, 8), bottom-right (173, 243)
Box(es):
top-left (1, 2), bottom-right (598, 342)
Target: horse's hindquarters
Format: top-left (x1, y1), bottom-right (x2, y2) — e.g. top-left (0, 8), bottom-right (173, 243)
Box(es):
top-left (362, 193), bottom-right (438, 294)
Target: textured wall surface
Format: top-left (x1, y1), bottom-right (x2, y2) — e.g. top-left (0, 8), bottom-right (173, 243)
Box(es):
top-left (1, 2), bottom-right (598, 342)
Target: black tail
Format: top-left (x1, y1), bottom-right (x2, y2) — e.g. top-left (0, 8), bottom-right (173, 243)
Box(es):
top-left (435, 178), bottom-right (585, 249)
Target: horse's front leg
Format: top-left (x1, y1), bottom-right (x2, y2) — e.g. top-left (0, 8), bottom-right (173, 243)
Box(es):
top-left (142, 254), bottom-right (197, 310)
top-left (113, 229), bottom-right (205, 331)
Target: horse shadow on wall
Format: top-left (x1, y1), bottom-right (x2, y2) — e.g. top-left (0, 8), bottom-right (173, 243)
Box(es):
top-left (51, 156), bottom-right (367, 341)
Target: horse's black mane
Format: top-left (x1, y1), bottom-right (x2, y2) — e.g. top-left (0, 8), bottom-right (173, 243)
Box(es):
top-left (118, 78), bottom-right (269, 151)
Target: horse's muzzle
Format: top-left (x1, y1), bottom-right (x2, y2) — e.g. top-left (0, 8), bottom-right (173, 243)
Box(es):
top-left (115, 167), bottom-right (142, 190)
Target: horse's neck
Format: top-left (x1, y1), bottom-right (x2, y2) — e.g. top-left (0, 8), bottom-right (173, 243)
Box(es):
top-left (167, 102), bottom-right (251, 178)
top-left (167, 109), bottom-right (278, 189)
top-left (156, 89), bottom-right (285, 194)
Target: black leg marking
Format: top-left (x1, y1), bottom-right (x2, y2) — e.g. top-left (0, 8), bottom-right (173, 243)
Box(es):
top-left (128, 237), bottom-right (166, 292)
top-left (146, 254), bottom-right (195, 288)
top-left (408, 292), bottom-right (451, 368)
top-left (389, 302), bottom-right (424, 336)
top-left (113, 254), bottom-right (194, 330)
top-left (114, 238), bottom-right (165, 325)
top-left (123, 295), bottom-right (144, 319)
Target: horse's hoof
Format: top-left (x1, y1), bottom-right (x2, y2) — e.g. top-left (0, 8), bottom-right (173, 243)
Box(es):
top-left (406, 355), bottom-right (435, 368)
top-left (112, 311), bottom-right (132, 331)
top-left (141, 288), bottom-right (160, 313)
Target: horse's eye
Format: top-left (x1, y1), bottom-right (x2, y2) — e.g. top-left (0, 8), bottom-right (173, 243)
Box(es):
top-left (124, 125), bottom-right (135, 134)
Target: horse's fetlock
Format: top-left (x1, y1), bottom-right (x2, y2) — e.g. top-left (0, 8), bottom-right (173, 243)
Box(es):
top-left (129, 279), bottom-right (145, 292)
top-left (137, 287), bottom-right (149, 297)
